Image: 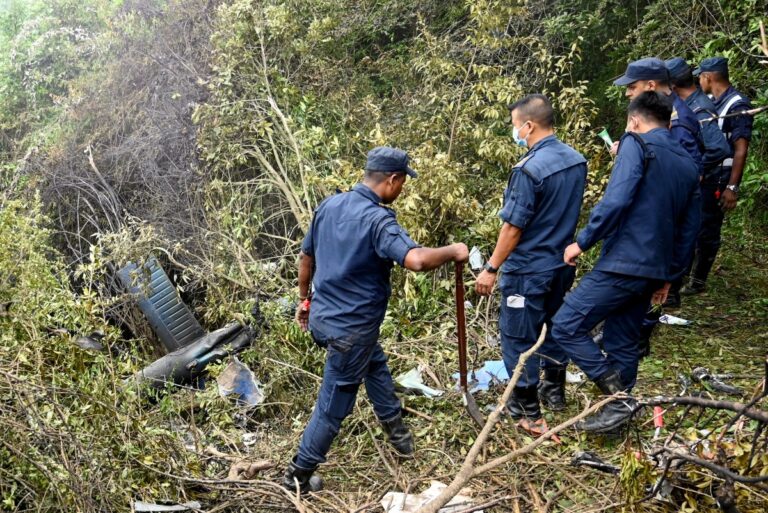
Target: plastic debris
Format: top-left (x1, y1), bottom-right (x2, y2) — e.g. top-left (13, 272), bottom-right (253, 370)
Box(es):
top-left (571, 451), bottom-right (619, 474)
top-left (452, 360), bottom-right (508, 393)
top-left (486, 334), bottom-right (500, 348)
top-left (691, 367), bottom-right (743, 396)
top-left (395, 367), bottom-right (444, 397)
top-left (74, 331), bottom-right (105, 352)
top-left (659, 314), bottom-right (691, 325)
top-left (468, 246), bottom-right (483, 271)
top-left (380, 481), bottom-right (481, 513)
top-left (133, 501), bottom-right (201, 512)
top-left (217, 357), bottom-right (264, 406)
top-left (566, 370), bottom-right (584, 384)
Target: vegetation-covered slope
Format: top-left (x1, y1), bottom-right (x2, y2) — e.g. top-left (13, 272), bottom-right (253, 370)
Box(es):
top-left (0, 0), bottom-right (766, 511)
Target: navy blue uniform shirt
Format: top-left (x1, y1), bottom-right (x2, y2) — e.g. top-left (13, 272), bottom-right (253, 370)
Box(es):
top-left (670, 92), bottom-right (703, 170)
top-left (499, 135), bottom-right (587, 274)
top-left (576, 128), bottom-right (701, 281)
top-left (713, 86), bottom-right (753, 153)
top-left (302, 184), bottom-right (420, 342)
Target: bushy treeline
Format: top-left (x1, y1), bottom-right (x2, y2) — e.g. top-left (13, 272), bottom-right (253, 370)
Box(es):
top-left (0, 0), bottom-right (766, 510)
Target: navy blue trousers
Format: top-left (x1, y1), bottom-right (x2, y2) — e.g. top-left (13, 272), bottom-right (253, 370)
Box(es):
top-left (498, 266), bottom-right (575, 388)
top-left (295, 337), bottom-right (401, 469)
top-left (691, 180), bottom-right (728, 284)
top-left (551, 270), bottom-right (662, 390)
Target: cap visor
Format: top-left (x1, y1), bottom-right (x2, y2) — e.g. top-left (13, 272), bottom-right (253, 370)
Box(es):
top-left (613, 74), bottom-right (636, 86)
top-left (405, 166), bottom-right (418, 178)
top-left (692, 67), bottom-right (702, 76)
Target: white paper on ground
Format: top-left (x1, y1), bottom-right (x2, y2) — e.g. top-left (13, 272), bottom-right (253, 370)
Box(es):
top-left (395, 367), bottom-right (444, 397)
top-left (506, 294), bottom-right (525, 308)
top-left (659, 314), bottom-right (691, 326)
top-left (380, 481), bottom-right (481, 513)
top-left (566, 370), bottom-right (585, 384)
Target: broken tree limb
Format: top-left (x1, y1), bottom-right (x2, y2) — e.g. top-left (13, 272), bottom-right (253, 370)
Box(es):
top-left (414, 326), bottom-right (621, 513)
top-left (641, 396), bottom-right (768, 423)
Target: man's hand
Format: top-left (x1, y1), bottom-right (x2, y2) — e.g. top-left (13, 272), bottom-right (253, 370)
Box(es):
top-left (609, 141), bottom-right (620, 156)
top-left (295, 299), bottom-right (310, 331)
top-left (452, 243), bottom-right (469, 263)
top-left (720, 188), bottom-right (738, 212)
top-left (651, 282), bottom-right (671, 306)
top-left (564, 242), bottom-right (583, 266)
top-left (475, 270), bottom-right (497, 296)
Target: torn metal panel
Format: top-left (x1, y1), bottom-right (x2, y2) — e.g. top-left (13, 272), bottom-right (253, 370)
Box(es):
top-left (117, 257), bottom-right (204, 351)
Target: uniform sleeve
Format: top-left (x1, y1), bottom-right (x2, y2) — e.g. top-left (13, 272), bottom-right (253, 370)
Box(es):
top-left (670, 182), bottom-right (702, 280)
top-left (576, 135), bottom-right (645, 251)
top-left (373, 217), bottom-right (421, 267)
top-left (670, 123), bottom-right (703, 168)
top-left (498, 168), bottom-right (537, 229)
top-left (727, 102), bottom-right (753, 142)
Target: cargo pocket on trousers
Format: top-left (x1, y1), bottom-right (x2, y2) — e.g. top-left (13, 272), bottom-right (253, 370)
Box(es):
top-left (556, 299), bottom-right (594, 338)
top-left (325, 382), bottom-right (359, 420)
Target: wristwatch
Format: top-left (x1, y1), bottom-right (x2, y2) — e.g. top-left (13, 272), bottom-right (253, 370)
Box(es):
top-left (483, 262), bottom-right (498, 274)
top-left (726, 184), bottom-right (739, 194)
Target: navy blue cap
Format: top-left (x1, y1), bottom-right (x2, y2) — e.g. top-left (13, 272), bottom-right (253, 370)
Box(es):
top-left (693, 57), bottom-right (728, 76)
top-left (614, 57), bottom-right (670, 86)
top-left (365, 146), bottom-right (417, 178)
top-left (665, 57), bottom-right (691, 79)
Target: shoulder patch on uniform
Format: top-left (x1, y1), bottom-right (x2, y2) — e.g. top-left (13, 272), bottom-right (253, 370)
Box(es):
top-left (671, 109), bottom-right (679, 120)
top-left (513, 154), bottom-right (533, 169)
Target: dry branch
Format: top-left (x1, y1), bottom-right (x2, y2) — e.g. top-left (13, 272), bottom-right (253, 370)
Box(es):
top-left (414, 326), bottom-right (620, 513)
top-left (642, 396), bottom-right (768, 423)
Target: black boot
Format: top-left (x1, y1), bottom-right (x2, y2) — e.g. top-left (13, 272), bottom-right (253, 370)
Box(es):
top-left (506, 385), bottom-right (541, 420)
top-left (281, 457), bottom-right (323, 493)
top-left (538, 367), bottom-right (566, 411)
top-left (576, 370), bottom-right (637, 433)
top-left (381, 412), bottom-right (414, 456)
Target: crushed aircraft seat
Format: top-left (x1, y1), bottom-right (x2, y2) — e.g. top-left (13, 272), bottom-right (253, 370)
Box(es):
top-left (117, 257), bottom-right (205, 352)
top-left (132, 321), bottom-right (256, 392)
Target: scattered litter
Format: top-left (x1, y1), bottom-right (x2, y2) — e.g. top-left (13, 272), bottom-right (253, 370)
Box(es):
top-left (453, 360), bottom-right (509, 393)
top-left (691, 367), bottom-right (743, 396)
top-left (133, 501), bottom-right (201, 512)
top-left (395, 367), bottom-right (444, 397)
top-left (464, 300), bottom-right (473, 310)
top-left (469, 246), bottom-right (483, 271)
top-left (571, 451), bottom-right (619, 474)
top-left (659, 314), bottom-right (691, 325)
top-left (566, 370), bottom-right (584, 384)
top-left (652, 406), bottom-right (664, 440)
top-left (242, 433), bottom-right (258, 446)
top-left (217, 357), bottom-right (264, 406)
top-left (485, 334), bottom-right (500, 348)
top-left (380, 481), bottom-right (481, 513)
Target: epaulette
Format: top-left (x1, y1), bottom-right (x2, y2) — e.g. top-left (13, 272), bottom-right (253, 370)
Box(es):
top-left (671, 109), bottom-right (679, 121)
top-left (513, 153), bottom-right (534, 170)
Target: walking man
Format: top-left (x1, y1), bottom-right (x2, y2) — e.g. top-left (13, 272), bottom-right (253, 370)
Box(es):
top-left (282, 146), bottom-right (468, 492)
top-left (550, 92), bottom-right (701, 433)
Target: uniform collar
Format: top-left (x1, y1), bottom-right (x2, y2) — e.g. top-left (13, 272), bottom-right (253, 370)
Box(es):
top-left (529, 134), bottom-right (557, 153)
top-left (713, 85), bottom-right (737, 106)
top-left (352, 183), bottom-right (383, 204)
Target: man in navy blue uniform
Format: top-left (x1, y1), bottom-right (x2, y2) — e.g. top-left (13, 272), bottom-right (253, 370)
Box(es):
top-left (282, 146), bottom-right (469, 492)
top-left (475, 95), bottom-right (587, 431)
top-left (550, 92), bottom-right (701, 433)
top-left (612, 58), bottom-right (702, 171)
top-left (684, 57), bottom-right (753, 294)
top-left (662, 57), bottom-right (731, 307)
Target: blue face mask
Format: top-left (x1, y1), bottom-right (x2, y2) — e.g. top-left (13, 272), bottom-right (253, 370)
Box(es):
top-left (512, 121), bottom-right (530, 148)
